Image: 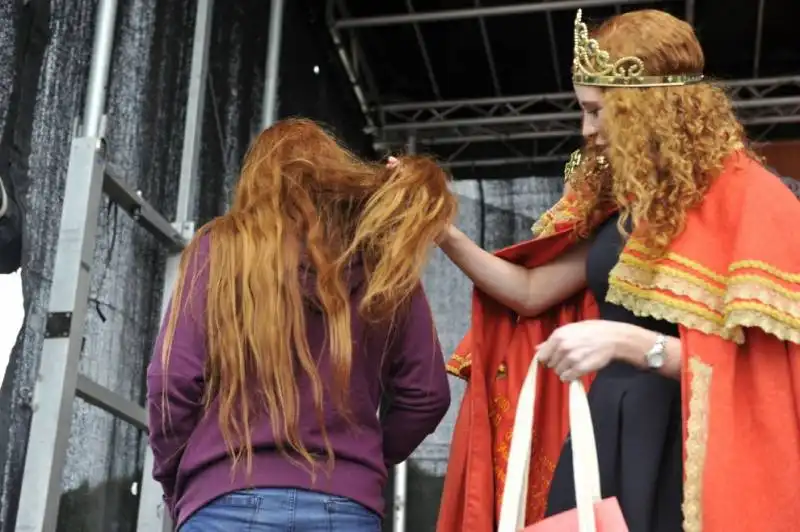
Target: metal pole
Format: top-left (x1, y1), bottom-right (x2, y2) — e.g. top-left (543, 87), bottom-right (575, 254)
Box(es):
top-left (475, 0), bottom-right (502, 96)
top-left (436, 113), bottom-right (800, 168)
top-left (176, 0), bottom-right (212, 226)
top-left (393, 460), bottom-right (408, 532)
top-left (384, 110), bottom-right (582, 132)
top-left (136, 0), bottom-right (213, 530)
top-left (82, 0), bottom-right (119, 137)
top-left (752, 0), bottom-right (766, 77)
top-left (406, 0), bottom-right (442, 99)
top-left (327, 1), bottom-right (377, 131)
top-left (421, 129), bottom-right (580, 145)
top-left (0, 177), bottom-right (7, 219)
top-left (544, 10), bottom-right (563, 91)
top-left (684, 0), bottom-right (696, 25)
top-left (391, 133), bottom-right (416, 532)
top-left (444, 154), bottom-right (571, 168)
top-left (335, 0), bottom-right (665, 29)
top-left (262, 0), bottom-right (286, 129)
top-left (383, 91), bottom-right (572, 113)
top-left (14, 140), bottom-right (106, 532)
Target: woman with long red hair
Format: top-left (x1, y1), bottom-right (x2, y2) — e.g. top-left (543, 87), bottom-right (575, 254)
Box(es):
top-left (147, 118), bottom-right (457, 531)
top-left (437, 9), bottom-right (800, 532)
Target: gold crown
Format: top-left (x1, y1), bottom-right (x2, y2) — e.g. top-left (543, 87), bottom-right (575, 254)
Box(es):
top-left (572, 9), bottom-right (704, 88)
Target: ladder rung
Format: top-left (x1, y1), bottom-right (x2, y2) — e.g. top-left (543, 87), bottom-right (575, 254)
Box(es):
top-left (75, 374), bottom-right (148, 430)
top-left (102, 165), bottom-right (187, 253)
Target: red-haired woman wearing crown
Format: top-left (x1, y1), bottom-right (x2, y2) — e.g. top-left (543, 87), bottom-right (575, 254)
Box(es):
top-left (437, 9), bottom-right (800, 532)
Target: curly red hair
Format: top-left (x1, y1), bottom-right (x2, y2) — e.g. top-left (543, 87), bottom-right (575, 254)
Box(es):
top-left (571, 10), bottom-right (746, 252)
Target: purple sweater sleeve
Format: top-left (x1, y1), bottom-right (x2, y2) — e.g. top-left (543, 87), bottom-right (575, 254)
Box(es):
top-left (146, 238), bottom-right (209, 513)
top-left (381, 287), bottom-right (451, 466)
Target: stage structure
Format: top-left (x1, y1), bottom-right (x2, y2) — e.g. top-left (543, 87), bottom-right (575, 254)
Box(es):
top-left (10, 0), bottom-right (799, 531)
top-left (327, 0), bottom-right (800, 169)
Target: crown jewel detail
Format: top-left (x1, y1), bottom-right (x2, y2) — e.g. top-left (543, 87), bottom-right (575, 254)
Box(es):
top-left (572, 9), bottom-right (703, 88)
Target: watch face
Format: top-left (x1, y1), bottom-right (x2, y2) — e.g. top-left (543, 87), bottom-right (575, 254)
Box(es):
top-left (648, 351), bottom-right (666, 368)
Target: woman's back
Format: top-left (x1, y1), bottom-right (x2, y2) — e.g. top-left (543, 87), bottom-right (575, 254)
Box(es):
top-left (146, 119), bottom-right (456, 530)
top-left (147, 235), bottom-right (449, 527)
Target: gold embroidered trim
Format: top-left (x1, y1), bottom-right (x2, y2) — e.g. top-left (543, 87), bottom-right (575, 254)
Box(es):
top-left (496, 363), bottom-right (508, 379)
top-left (726, 303), bottom-right (800, 345)
top-left (447, 352), bottom-right (471, 379)
top-left (444, 353), bottom-right (510, 380)
top-left (729, 273), bottom-right (800, 300)
top-left (683, 357), bottom-right (712, 532)
top-left (731, 259), bottom-right (800, 283)
top-left (613, 260), bottom-right (724, 310)
top-left (611, 241), bottom-right (800, 344)
top-left (625, 240), bottom-right (726, 284)
top-left (616, 258), bottom-right (800, 318)
top-left (531, 197), bottom-right (578, 238)
top-left (606, 280), bottom-right (744, 343)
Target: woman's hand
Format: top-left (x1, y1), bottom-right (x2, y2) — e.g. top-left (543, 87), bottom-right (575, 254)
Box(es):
top-left (387, 155), bottom-right (455, 246)
top-left (536, 320), bottom-right (682, 381)
top-left (535, 320), bottom-right (631, 381)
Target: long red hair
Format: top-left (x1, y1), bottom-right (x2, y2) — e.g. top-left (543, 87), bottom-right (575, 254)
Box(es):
top-left (160, 118), bottom-right (456, 474)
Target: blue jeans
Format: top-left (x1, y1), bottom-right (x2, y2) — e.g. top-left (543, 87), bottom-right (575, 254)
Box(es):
top-left (179, 488), bottom-right (383, 531)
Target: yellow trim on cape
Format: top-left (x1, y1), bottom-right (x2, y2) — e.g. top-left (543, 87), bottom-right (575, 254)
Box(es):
top-left (607, 238), bottom-right (800, 345)
top-left (683, 356), bottom-right (713, 532)
top-left (530, 194), bottom-right (581, 238)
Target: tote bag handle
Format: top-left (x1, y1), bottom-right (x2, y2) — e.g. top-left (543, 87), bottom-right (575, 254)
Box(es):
top-left (498, 359), bottom-right (602, 532)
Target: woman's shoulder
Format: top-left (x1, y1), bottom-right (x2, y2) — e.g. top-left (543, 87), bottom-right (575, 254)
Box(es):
top-left (718, 152), bottom-right (794, 194)
top-left (668, 151), bottom-right (799, 267)
top-left (704, 152), bottom-right (799, 217)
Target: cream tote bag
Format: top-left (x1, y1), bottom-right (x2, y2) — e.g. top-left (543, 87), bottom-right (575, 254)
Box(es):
top-left (497, 359), bottom-right (609, 532)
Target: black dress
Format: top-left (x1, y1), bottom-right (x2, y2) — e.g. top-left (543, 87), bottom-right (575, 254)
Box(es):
top-left (544, 213), bottom-right (683, 531)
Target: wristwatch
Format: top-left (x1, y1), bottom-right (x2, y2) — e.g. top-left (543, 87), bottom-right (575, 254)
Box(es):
top-left (644, 334), bottom-right (667, 369)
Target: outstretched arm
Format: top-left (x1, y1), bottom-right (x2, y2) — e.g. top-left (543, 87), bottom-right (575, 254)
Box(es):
top-left (438, 225), bottom-right (590, 318)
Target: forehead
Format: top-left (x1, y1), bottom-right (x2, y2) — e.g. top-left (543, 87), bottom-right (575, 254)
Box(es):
top-left (573, 85), bottom-right (604, 106)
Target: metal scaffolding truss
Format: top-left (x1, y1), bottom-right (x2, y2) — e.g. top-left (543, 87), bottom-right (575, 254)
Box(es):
top-left (376, 76), bottom-right (800, 166)
top-left (328, 0), bottom-right (800, 169)
top-left (377, 76), bottom-right (800, 138)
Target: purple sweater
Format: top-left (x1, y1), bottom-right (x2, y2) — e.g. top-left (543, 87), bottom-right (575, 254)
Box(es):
top-left (146, 236), bottom-right (450, 527)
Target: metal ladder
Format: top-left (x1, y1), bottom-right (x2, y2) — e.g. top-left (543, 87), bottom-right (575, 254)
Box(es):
top-left (13, 0), bottom-right (214, 529)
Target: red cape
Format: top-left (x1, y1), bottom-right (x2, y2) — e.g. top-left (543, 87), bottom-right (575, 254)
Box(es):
top-left (438, 217), bottom-right (598, 531)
